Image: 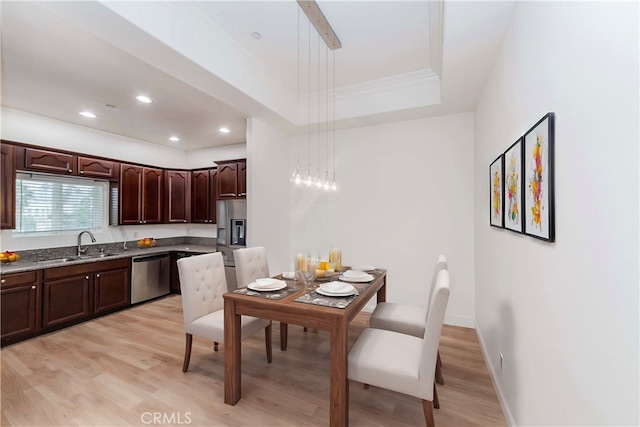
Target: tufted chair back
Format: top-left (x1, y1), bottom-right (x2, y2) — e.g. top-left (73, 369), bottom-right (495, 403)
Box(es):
top-left (234, 247), bottom-right (270, 288)
top-left (418, 269), bottom-right (450, 400)
top-left (177, 253), bottom-right (227, 329)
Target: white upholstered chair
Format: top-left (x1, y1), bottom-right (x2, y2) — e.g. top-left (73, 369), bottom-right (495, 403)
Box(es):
top-left (177, 252), bottom-right (272, 372)
top-left (348, 269), bottom-right (451, 427)
top-left (369, 254), bottom-right (448, 385)
top-left (233, 246), bottom-right (293, 350)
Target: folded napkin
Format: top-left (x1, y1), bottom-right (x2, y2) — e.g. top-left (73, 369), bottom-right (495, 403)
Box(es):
top-left (320, 281), bottom-right (354, 293)
top-left (252, 278), bottom-right (281, 289)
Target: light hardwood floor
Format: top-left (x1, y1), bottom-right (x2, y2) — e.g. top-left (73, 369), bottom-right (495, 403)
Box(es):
top-left (1, 295), bottom-right (506, 426)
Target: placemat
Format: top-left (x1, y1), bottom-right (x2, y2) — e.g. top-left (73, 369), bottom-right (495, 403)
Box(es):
top-left (232, 281), bottom-right (299, 300)
top-left (294, 289), bottom-right (360, 309)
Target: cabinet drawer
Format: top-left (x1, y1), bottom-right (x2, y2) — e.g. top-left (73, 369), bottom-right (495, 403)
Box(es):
top-left (44, 257), bottom-right (130, 280)
top-left (1, 270), bottom-right (39, 288)
top-left (24, 148), bottom-right (75, 174)
top-left (78, 157), bottom-right (119, 180)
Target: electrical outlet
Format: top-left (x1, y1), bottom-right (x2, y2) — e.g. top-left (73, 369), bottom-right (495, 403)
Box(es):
top-left (499, 353), bottom-right (504, 372)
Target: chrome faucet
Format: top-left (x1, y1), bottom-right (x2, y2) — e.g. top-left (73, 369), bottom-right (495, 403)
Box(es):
top-left (77, 230), bottom-right (96, 256)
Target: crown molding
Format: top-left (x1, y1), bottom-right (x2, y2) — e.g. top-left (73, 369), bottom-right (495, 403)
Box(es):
top-left (428, 0), bottom-right (444, 78)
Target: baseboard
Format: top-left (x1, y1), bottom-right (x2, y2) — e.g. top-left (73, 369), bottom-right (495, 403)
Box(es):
top-left (475, 320), bottom-right (516, 427)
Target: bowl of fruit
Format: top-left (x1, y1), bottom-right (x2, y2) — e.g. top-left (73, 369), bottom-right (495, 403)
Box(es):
top-left (0, 251), bottom-right (20, 263)
top-left (137, 238), bottom-right (157, 248)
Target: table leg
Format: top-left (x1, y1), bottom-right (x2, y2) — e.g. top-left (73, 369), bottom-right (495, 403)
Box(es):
top-left (280, 322), bottom-right (288, 351)
top-left (377, 276), bottom-right (386, 303)
top-left (224, 298), bottom-right (241, 405)
top-left (329, 316), bottom-right (349, 427)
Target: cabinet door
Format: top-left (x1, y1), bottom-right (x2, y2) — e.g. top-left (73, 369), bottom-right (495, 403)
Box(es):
top-left (143, 168), bottom-right (163, 224)
top-left (1, 144), bottom-right (16, 229)
top-left (24, 148), bottom-right (75, 174)
top-left (208, 169), bottom-right (218, 222)
top-left (43, 275), bottom-right (92, 329)
top-left (78, 157), bottom-right (119, 180)
top-left (165, 170), bottom-right (190, 223)
top-left (191, 170), bottom-right (210, 223)
top-left (217, 162), bottom-right (238, 199)
top-left (237, 160), bottom-right (246, 198)
top-left (1, 271), bottom-right (41, 343)
top-left (120, 164), bottom-right (143, 224)
top-left (94, 267), bottom-right (130, 314)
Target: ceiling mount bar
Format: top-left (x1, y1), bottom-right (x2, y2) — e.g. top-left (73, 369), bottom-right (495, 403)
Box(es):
top-left (297, 0), bottom-right (342, 50)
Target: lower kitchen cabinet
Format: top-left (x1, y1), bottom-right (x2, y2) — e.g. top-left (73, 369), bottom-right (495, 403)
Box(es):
top-left (1, 270), bottom-right (42, 345)
top-left (43, 257), bottom-right (130, 330)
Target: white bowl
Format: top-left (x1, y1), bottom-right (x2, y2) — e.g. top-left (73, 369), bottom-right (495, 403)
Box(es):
top-left (320, 281), bottom-right (353, 293)
top-left (343, 270), bottom-right (368, 279)
top-left (282, 272), bottom-right (296, 280)
top-left (256, 278), bottom-right (278, 287)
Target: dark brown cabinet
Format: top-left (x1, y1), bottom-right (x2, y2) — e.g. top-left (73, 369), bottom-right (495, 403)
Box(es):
top-left (78, 156), bottom-right (119, 180)
top-left (1, 143), bottom-right (16, 229)
top-left (23, 147), bottom-right (76, 174)
top-left (217, 159), bottom-right (246, 199)
top-left (94, 266), bottom-right (130, 314)
top-left (120, 164), bottom-right (163, 225)
top-left (43, 258), bottom-right (130, 329)
top-left (165, 170), bottom-right (191, 223)
top-left (1, 270), bottom-right (42, 345)
top-left (191, 169), bottom-right (217, 223)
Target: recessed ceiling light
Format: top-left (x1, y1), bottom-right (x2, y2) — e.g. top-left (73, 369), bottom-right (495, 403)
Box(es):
top-left (251, 32), bottom-right (262, 40)
top-left (136, 95), bottom-right (153, 104)
top-left (79, 111), bottom-right (97, 118)
top-left (219, 127), bottom-right (230, 133)
top-left (169, 136), bottom-right (180, 142)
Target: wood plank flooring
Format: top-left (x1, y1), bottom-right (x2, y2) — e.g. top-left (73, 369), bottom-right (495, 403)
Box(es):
top-left (1, 295), bottom-right (506, 426)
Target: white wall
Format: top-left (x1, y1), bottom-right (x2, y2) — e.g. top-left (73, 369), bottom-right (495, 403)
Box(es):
top-left (245, 118), bottom-right (291, 274)
top-left (290, 113), bottom-right (475, 326)
top-left (474, 2), bottom-right (639, 426)
top-left (185, 143), bottom-right (246, 170)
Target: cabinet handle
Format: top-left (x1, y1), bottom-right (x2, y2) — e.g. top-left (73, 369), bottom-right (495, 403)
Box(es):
top-left (1, 279), bottom-right (5, 284)
top-left (68, 169), bottom-right (73, 173)
top-left (184, 220), bottom-right (187, 223)
top-left (85, 276), bottom-right (90, 280)
top-left (96, 274), bottom-right (100, 278)
top-left (80, 171), bottom-right (84, 174)
top-left (31, 285), bottom-right (36, 289)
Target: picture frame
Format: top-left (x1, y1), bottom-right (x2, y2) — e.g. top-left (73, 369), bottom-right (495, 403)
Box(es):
top-left (523, 112), bottom-right (555, 242)
top-left (503, 137), bottom-right (524, 233)
top-left (489, 154), bottom-right (504, 228)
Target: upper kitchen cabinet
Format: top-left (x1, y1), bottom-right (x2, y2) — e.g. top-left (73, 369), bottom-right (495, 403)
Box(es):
top-left (217, 159), bottom-right (246, 199)
top-left (1, 143), bottom-right (16, 229)
top-left (191, 168), bottom-right (217, 223)
top-left (21, 147), bottom-right (76, 175)
top-left (77, 156), bottom-right (119, 180)
top-left (165, 170), bottom-right (191, 224)
top-left (119, 164), bottom-right (163, 225)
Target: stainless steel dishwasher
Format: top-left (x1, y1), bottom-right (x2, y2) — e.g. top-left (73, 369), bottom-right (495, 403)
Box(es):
top-left (131, 253), bottom-right (170, 304)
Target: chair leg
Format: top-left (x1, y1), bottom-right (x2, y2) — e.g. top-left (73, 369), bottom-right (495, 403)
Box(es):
top-left (435, 352), bottom-right (444, 385)
top-left (433, 383), bottom-right (440, 409)
top-left (422, 400), bottom-right (435, 427)
top-left (213, 342), bottom-right (219, 352)
top-left (437, 349), bottom-right (443, 368)
top-left (363, 384), bottom-right (369, 390)
top-left (265, 323), bottom-right (273, 363)
top-left (280, 322), bottom-right (288, 351)
top-left (182, 333), bottom-right (193, 373)
top-left (304, 327), bottom-right (308, 332)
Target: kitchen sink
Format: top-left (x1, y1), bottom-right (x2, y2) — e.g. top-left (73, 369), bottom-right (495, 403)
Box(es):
top-left (36, 253), bottom-right (115, 264)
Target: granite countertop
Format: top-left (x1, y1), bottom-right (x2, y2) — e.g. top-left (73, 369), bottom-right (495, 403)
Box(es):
top-left (0, 244), bottom-right (216, 274)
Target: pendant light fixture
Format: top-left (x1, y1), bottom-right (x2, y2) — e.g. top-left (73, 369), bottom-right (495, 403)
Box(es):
top-left (292, 0), bottom-right (340, 193)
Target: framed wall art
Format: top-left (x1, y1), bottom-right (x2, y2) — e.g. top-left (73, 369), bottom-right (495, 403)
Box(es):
top-left (523, 112), bottom-right (555, 242)
top-left (503, 137), bottom-right (524, 233)
top-left (489, 154), bottom-right (504, 228)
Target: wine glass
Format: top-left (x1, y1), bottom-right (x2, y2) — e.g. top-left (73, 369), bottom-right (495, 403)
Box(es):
top-left (295, 254), bottom-right (318, 289)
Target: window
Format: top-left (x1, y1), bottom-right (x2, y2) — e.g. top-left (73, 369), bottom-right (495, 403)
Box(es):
top-left (14, 173), bottom-right (107, 234)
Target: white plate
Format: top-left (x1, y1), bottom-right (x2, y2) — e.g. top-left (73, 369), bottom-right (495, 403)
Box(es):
top-left (256, 278), bottom-right (278, 287)
top-left (339, 273), bottom-right (374, 283)
top-left (351, 264), bottom-right (375, 272)
top-left (320, 281), bottom-right (355, 294)
top-left (315, 287), bottom-right (356, 297)
top-left (247, 280), bottom-right (287, 291)
top-left (342, 270), bottom-right (369, 279)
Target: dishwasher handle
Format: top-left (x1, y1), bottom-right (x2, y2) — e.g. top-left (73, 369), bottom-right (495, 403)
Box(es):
top-left (132, 253), bottom-right (170, 263)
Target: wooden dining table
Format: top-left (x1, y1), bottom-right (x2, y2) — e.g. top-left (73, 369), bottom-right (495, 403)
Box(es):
top-left (223, 269), bottom-right (387, 427)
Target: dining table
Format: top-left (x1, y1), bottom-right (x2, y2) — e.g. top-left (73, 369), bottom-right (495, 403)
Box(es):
top-left (223, 268), bottom-right (387, 427)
